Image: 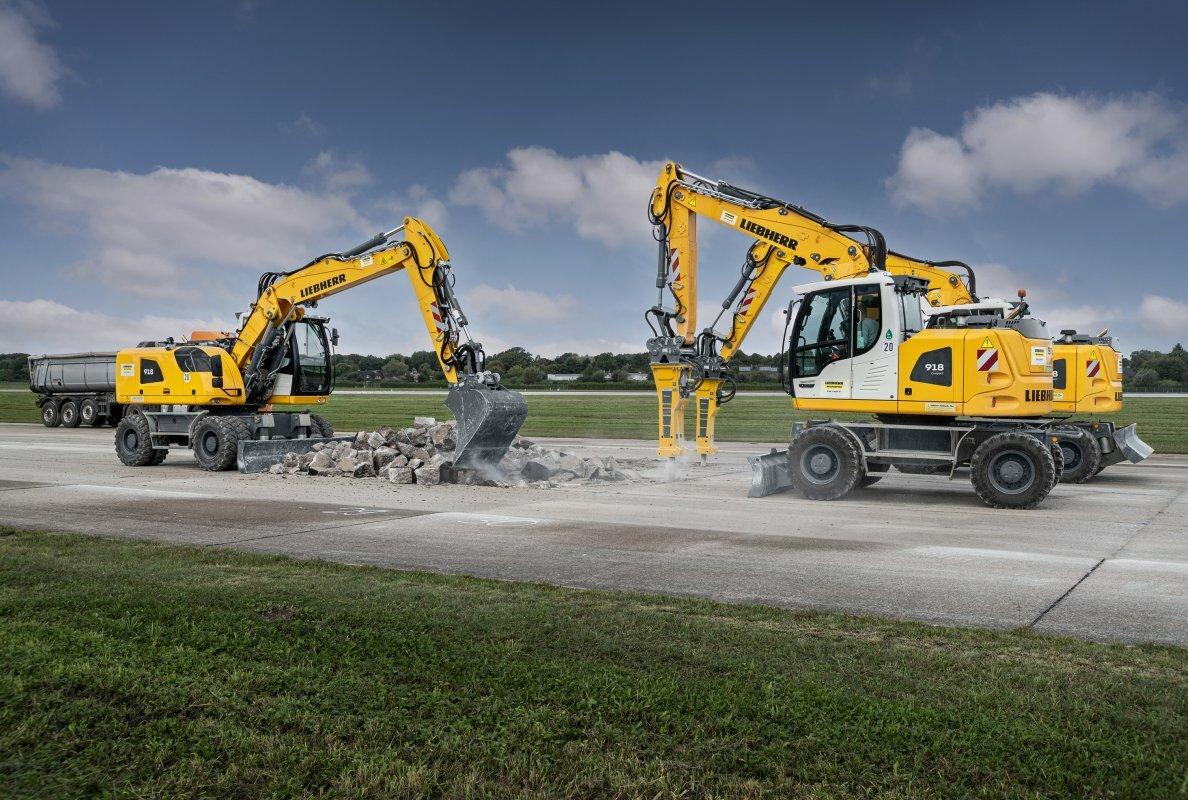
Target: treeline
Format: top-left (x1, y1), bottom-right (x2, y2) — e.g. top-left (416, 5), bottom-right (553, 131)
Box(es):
top-left (330, 347), bottom-right (784, 386)
top-left (1127, 344), bottom-right (1188, 391)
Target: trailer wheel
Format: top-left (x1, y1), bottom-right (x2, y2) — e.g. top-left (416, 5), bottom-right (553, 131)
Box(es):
top-left (60, 400), bottom-right (81, 428)
top-left (1057, 435), bottom-right (1101, 484)
top-left (787, 425), bottom-right (861, 500)
top-left (79, 398), bottom-right (103, 426)
top-left (41, 401), bottom-right (61, 428)
top-left (115, 413), bottom-right (158, 467)
top-left (970, 432), bottom-right (1056, 509)
top-left (311, 414), bottom-right (334, 438)
top-left (192, 415), bottom-right (250, 472)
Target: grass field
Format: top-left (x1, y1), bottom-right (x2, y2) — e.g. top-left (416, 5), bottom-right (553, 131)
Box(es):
top-left (4, 388), bottom-right (1184, 452)
top-left (0, 529), bottom-right (1183, 799)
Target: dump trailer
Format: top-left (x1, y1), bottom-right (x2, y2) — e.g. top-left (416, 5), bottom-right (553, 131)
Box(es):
top-left (28, 352), bottom-right (124, 428)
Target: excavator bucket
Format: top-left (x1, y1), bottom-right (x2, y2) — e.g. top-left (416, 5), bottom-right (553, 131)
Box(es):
top-left (237, 434), bottom-right (351, 473)
top-left (445, 374), bottom-right (529, 470)
top-left (748, 449), bottom-right (797, 497)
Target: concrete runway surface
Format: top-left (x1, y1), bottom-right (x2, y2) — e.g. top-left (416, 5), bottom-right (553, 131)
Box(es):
top-left (1, 423), bottom-right (1184, 646)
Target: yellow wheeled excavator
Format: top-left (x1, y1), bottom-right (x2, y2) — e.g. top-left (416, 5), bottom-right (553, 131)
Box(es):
top-left (113, 217), bottom-right (527, 472)
top-left (645, 162), bottom-right (1078, 509)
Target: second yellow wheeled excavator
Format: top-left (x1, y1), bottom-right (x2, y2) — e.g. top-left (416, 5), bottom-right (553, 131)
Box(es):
top-left (644, 162), bottom-right (1090, 509)
top-left (112, 218), bottom-right (527, 473)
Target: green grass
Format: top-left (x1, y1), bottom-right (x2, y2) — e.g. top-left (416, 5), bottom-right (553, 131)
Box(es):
top-left (0, 529), bottom-right (1183, 799)
top-left (4, 389), bottom-right (1186, 452)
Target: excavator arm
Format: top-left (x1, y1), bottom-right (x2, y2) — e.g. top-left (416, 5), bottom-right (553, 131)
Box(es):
top-left (230, 217), bottom-right (526, 469)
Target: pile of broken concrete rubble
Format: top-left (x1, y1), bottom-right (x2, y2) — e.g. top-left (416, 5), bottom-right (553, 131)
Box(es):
top-left (266, 417), bottom-right (646, 488)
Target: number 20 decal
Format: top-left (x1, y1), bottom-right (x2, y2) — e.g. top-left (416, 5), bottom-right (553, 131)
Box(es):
top-left (883, 342), bottom-right (894, 352)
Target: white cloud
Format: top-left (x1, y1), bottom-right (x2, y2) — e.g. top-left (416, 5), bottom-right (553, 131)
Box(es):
top-left (1138, 295), bottom-right (1188, 339)
top-left (450, 147), bottom-right (661, 247)
top-left (382, 184), bottom-right (448, 230)
top-left (462, 283), bottom-right (580, 325)
top-left (0, 157), bottom-right (366, 297)
top-left (0, 1), bottom-right (65, 109)
top-left (303, 150), bottom-right (373, 192)
top-left (281, 112), bottom-right (324, 138)
top-left (888, 92), bottom-right (1188, 211)
top-left (0, 298), bottom-right (232, 353)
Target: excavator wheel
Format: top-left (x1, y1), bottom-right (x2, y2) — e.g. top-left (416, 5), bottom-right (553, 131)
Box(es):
top-left (970, 432), bottom-right (1057, 510)
top-left (310, 414), bottom-right (334, 438)
top-left (115, 412), bottom-right (158, 467)
top-left (1057, 435), bottom-right (1101, 484)
top-left (1049, 441), bottom-right (1065, 483)
top-left (786, 425), bottom-right (862, 501)
top-left (192, 415), bottom-right (251, 472)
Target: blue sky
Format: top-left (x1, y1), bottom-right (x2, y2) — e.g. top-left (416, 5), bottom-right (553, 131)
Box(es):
top-left (1, 0), bottom-right (1186, 357)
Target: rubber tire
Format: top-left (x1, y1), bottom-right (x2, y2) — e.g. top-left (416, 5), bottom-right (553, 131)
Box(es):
top-left (60, 400), bottom-right (81, 428)
top-left (787, 425), bottom-right (862, 501)
top-left (41, 401), bottom-right (61, 428)
top-left (115, 413), bottom-right (158, 467)
top-left (310, 414), bottom-right (334, 438)
top-left (859, 462), bottom-right (889, 488)
top-left (1049, 441), bottom-right (1065, 484)
top-left (79, 398), bottom-right (102, 427)
top-left (191, 415), bottom-right (250, 472)
top-left (1057, 435), bottom-right (1101, 484)
top-left (970, 432), bottom-right (1057, 510)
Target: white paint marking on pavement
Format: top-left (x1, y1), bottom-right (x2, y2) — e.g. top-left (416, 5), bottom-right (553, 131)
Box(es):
top-left (428, 512), bottom-right (544, 527)
top-left (909, 546), bottom-right (1087, 564)
top-left (0, 442), bottom-right (111, 453)
top-left (321, 507), bottom-right (392, 516)
top-left (64, 484), bottom-right (220, 500)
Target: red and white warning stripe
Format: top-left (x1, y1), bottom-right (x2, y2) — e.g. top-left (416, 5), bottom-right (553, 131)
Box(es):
top-left (737, 286), bottom-right (757, 315)
top-left (976, 347), bottom-right (999, 372)
top-left (429, 302), bottom-right (447, 332)
top-left (1086, 359), bottom-right (1101, 378)
top-left (669, 247), bottom-right (681, 282)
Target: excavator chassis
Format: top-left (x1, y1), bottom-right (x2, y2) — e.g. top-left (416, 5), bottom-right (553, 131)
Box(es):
top-left (750, 418), bottom-right (1078, 509)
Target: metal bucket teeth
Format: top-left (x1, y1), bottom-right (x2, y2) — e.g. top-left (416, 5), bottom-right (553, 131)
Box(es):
top-left (748, 449), bottom-right (796, 497)
top-left (446, 375), bottom-right (528, 470)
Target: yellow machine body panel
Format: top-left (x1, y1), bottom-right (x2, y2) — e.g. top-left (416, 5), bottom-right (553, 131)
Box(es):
top-left (115, 346), bottom-right (245, 407)
top-left (1052, 341), bottom-right (1123, 414)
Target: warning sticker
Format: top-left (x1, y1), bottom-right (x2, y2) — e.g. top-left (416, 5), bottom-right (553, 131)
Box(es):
top-left (1030, 346), bottom-right (1049, 367)
top-left (976, 348), bottom-right (999, 372)
top-left (720, 210), bottom-right (737, 225)
top-left (119, 363), bottom-right (134, 377)
top-left (823, 380), bottom-right (847, 395)
top-left (980, 336), bottom-right (993, 348)
top-left (1086, 359), bottom-right (1101, 378)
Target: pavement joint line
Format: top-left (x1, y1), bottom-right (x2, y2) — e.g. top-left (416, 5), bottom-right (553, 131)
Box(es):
top-left (1028, 483), bottom-right (1187, 629)
top-left (201, 513), bottom-right (429, 548)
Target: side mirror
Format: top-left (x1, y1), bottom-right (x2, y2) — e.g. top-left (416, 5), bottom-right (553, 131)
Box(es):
top-left (210, 355), bottom-right (224, 388)
top-left (331, 328), bottom-right (340, 347)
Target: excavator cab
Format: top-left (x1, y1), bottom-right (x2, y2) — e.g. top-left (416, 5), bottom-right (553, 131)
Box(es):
top-left (268, 317), bottom-right (333, 403)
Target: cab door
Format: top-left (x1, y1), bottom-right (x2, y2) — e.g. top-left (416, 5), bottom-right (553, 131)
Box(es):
top-left (850, 283), bottom-right (899, 401)
top-left (789, 286), bottom-right (852, 400)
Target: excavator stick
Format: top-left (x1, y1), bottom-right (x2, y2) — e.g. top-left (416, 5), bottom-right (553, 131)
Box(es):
top-left (445, 373), bottom-right (529, 470)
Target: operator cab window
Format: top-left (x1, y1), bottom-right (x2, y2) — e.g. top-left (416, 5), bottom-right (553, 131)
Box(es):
top-left (901, 291), bottom-right (925, 338)
top-left (792, 287), bottom-right (851, 378)
top-left (853, 284), bottom-right (882, 355)
top-left (294, 322), bottom-right (330, 395)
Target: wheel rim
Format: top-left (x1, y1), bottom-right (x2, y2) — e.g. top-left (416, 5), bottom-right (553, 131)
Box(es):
top-left (200, 430), bottom-right (220, 457)
top-left (63, 407), bottom-right (74, 422)
top-left (121, 428), bottom-right (139, 451)
top-left (800, 444), bottom-right (841, 485)
top-left (987, 450), bottom-right (1036, 494)
top-left (43, 408), bottom-right (55, 422)
top-left (82, 405), bottom-right (93, 422)
top-left (1059, 442), bottom-right (1083, 471)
